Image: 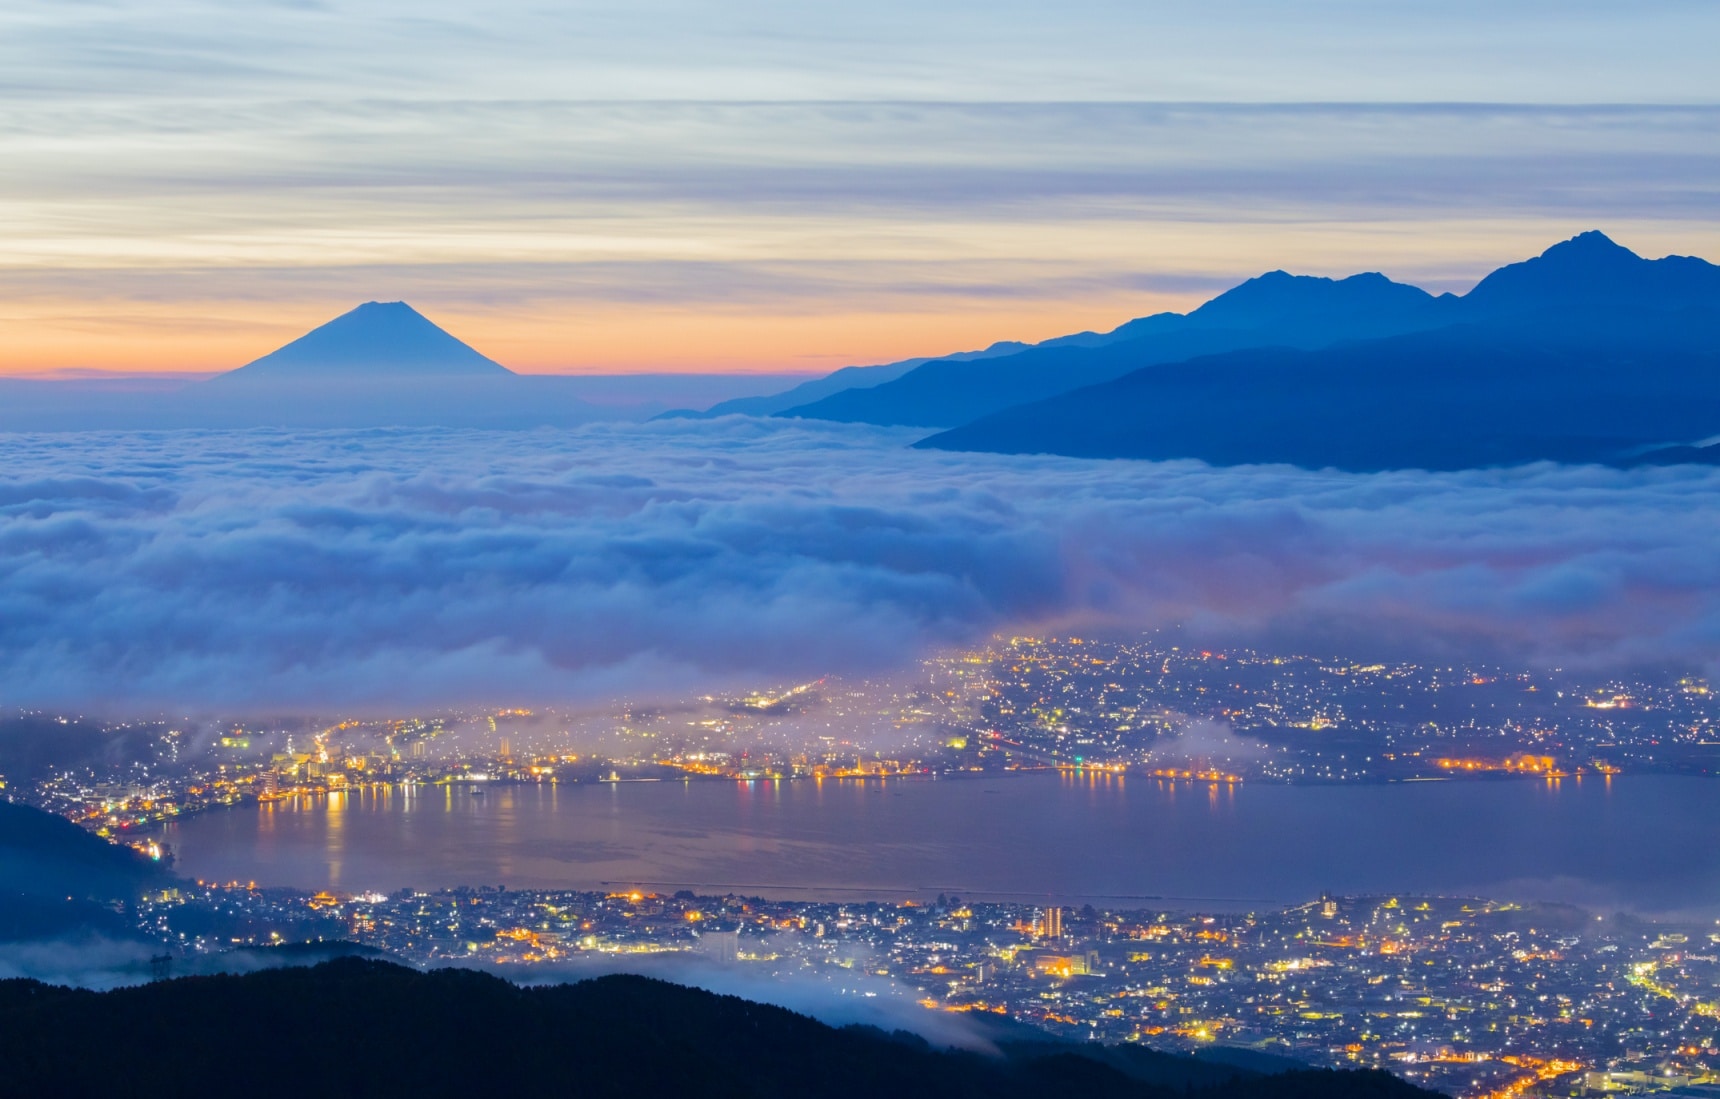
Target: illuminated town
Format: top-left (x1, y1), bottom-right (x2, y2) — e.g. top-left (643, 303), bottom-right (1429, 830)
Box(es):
top-left (126, 882), bottom-right (1720, 1099)
top-left (7, 635), bottom-right (1714, 839)
top-left (8, 636), bottom-right (1720, 1097)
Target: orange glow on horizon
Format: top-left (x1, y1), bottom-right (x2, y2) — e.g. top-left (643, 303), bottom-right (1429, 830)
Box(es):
top-left (0, 291), bottom-right (1195, 377)
top-left (4, 220), bottom-right (1713, 378)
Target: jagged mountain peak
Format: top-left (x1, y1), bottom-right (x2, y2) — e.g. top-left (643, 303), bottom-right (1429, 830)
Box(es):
top-left (1462, 229), bottom-right (1720, 315)
top-left (1543, 229), bottom-right (1634, 256)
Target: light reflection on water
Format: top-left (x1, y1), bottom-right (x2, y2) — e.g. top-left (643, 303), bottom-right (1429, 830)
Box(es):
top-left (163, 772), bottom-right (1719, 915)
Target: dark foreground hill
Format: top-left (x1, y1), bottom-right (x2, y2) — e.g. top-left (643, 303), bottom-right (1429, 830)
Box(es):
top-left (0, 799), bottom-right (168, 905)
top-left (0, 798), bottom-right (173, 944)
top-left (0, 958), bottom-right (1435, 1099)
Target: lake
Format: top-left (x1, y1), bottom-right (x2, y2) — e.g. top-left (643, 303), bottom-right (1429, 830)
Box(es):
top-left (159, 772), bottom-right (1720, 915)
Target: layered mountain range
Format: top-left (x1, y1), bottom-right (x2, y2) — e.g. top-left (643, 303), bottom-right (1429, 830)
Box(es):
top-left (913, 235), bottom-right (1720, 469)
top-left (746, 231), bottom-right (1720, 470)
top-left (6, 233), bottom-right (1715, 466)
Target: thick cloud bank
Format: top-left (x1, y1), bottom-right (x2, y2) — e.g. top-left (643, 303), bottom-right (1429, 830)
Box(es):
top-left (1, 420), bottom-right (1716, 710)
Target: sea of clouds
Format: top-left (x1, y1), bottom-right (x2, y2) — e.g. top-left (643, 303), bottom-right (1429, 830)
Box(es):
top-left (2, 418), bottom-right (1718, 712)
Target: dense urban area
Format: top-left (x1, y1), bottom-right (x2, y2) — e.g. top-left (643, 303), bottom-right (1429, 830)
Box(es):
top-left (7, 635), bottom-right (1715, 833)
top-left (124, 883), bottom-right (1720, 1099)
top-left (6, 634), bottom-right (1720, 1099)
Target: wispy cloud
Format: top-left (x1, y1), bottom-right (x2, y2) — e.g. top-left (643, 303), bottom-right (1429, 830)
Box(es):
top-left (6, 3), bottom-right (1718, 370)
top-left (5, 98), bottom-right (1716, 371)
top-left (6, 1), bottom-right (1719, 103)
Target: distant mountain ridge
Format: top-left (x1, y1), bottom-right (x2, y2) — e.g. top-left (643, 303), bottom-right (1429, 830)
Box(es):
top-left (917, 325), bottom-right (1720, 470)
top-left (776, 231), bottom-right (1720, 449)
top-left (669, 332), bottom-right (1141, 421)
top-left (1462, 230), bottom-right (1720, 317)
top-left (665, 303), bottom-right (1204, 421)
top-left (914, 232), bottom-right (1720, 470)
top-left (12, 231), bottom-right (1716, 454)
top-left (775, 269), bottom-right (1459, 428)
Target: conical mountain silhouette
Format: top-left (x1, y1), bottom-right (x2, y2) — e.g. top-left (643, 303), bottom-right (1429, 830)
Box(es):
top-left (222, 301), bottom-right (513, 380)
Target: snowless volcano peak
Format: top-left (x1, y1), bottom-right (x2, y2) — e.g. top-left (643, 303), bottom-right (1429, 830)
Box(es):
top-left (222, 302), bottom-right (514, 380)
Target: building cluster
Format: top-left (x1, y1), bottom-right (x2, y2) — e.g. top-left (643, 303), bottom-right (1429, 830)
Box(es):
top-left (943, 637), bottom-right (1719, 782)
top-left (6, 636), bottom-right (1717, 852)
top-left (131, 885), bottom-right (1720, 1099)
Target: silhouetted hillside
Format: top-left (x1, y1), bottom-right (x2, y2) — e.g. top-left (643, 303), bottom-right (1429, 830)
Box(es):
top-left (673, 339), bottom-right (1097, 420)
top-left (1, 791), bottom-right (168, 946)
top-left (0, 800), bottom-right (169, 907)
top-left (914, 233), bottom-right (1720, 469)
top-left (783, 270), bottom-right (1452, 428)
top-left (673, 350), bottom-right (976, 419)
top-left (671, 311), bottom-right (1192, 421)
top-left (917, 319), bottom-right (1720, 470)
top-left (1173, 269), bottom-right (1448, 343)
top-left (803, 232), bottom-right (1720, 462)
top-left (1463, 230), bottom-right (1720, 319)
top-left (0, 959), bottom-right (1436, 1099)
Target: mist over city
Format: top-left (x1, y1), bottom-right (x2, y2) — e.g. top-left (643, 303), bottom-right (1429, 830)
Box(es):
top-left (6, 422), bottom-right (1720, 711)
top-left (4, 3), bottom-right (1720, 1098)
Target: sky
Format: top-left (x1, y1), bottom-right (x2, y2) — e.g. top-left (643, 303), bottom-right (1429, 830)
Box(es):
top-left (5, 422), bottom-right (1719, 712)
top-left (3, 1), bottom-right (1717, 375)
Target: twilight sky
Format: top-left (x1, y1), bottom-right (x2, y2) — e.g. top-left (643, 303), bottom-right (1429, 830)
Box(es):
top-left (3, 1), bottom-right (1717, 375)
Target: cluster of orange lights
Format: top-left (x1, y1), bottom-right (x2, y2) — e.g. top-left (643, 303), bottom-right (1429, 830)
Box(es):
top-left (1148, 768), bottom-right (1242, 783)
top-left (662, 760), bottom-right (727, 775)
top-left (1584, 695), bottom-right (1633, 710)
top-left (1475, 1056), bottom-right (1586, 1099)
top-left (1056, 762), bottom-right (1130, 775)
top-left (1435, 754), bottom-right (1564, 775)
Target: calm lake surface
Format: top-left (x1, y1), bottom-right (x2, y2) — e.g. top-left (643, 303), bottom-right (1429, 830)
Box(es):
top-left (159, 773), bottom-right (1720, 915)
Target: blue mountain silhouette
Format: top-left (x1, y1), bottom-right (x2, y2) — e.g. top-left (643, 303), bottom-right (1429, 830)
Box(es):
top-left (784, 232), bottom-right (1720, 438)
top-left (121, 301), bottom-right (630, 427)
top-left (221, 301), bottom-right (513, 380)
top-left (778, 268), bottom-right (1456, 428)
top-left (1464, 230), bottom-right (1720, 317)
top-left (914, 232), bottom-right (1720, 470)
